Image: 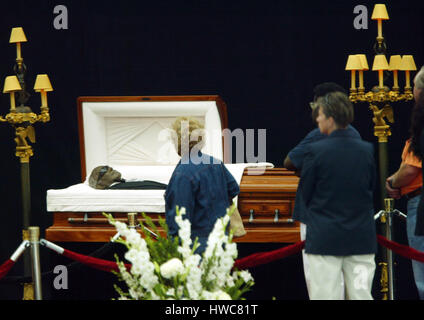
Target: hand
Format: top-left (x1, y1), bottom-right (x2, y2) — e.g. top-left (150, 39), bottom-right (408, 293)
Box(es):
top-left (386, 178), bottom-right (401, 199)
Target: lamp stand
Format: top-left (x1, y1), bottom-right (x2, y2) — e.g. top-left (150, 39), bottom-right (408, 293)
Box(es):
top-left (0, 28), bottom-right (53, 300)
top-left (347, 4), bottom-right (417, 299)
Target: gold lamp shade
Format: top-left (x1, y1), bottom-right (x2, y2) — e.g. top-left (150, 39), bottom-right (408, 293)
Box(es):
top-left (9, 27), bottom-right (27, 43)
top-left (345, 55), bottom-right (362, 70)
top-left (371, 4), bottom-right (389, 20)
top-left (372, 55), bottom-right (389, 70)
top-left (399, 55), bottom-right (417, 71)
top-left (3, 76), bottom-right (22, 93)
top-left (388, 55), bottom-right (402, 70)
top-left (356, 54), bottom-right (369, 70)
top-left (34, 74), bottom-right (53, 92)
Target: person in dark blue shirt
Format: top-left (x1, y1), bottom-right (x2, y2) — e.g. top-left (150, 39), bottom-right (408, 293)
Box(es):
top-left (293, 91), bottom-right (376, 300)
top-left (164, 117), bottom-right (240, 254)
top-left (283, 82), bottom-right (361, 299)
top-left (284, 83), bottom-right (360, 175)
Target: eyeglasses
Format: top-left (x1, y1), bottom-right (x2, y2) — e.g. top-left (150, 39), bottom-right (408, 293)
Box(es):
top-left (309, 101), bottom-right (319, 109)
top-left (310, 94), bottom-right (331, 109)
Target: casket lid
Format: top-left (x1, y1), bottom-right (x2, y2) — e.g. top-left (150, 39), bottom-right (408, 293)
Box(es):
top-left (77, 95), bottom-right (229, 181)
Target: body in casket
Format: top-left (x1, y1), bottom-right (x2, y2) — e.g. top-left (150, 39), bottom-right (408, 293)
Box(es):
top-left (45, 96), bottom-right (300, 243)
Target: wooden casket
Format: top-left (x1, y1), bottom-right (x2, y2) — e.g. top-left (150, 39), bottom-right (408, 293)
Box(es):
top-left (45, 96), bottom-right (300, 243)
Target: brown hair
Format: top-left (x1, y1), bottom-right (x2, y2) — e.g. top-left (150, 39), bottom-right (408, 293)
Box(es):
top-left (316, 91), bottom-right (354, 128)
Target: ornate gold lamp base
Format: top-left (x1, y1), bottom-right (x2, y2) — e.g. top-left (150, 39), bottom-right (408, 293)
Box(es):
top-left (379, 262), bottom-right (389, 300)
top-left (22, 283), bottom-right (34, 300)
top-left (16, 146), bottom-right (33, 163)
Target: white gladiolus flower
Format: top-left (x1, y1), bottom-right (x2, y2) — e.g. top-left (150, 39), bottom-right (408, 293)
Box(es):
top-left (150, 292), bottom-right (160, 300)
top-left (166, 288), bottom-right (175, 296)
top-left (215, 290), bottom-right (232, 300)
top-left (131, 263), bottom-right (143, 276)
top-left (177, 246), bottom-right (191, 258)
top-left (201, 290), bottom-right (214, 300)
top-left (124, 248), bottom-right (139, 263)
top-left (240, 270), bottom-right (253, 283)
top-left (129, 288), bottom-right (139, 299)
top-left (179, 207), bottom-right (186, 215)
top-left (114, 221), bottom-right (126, 232)
top-left (107, 206), bottom-right (253, 300)
top-left (125, 229), bottom-right (142, 247)
top-left (160, 258), bottom-right (185, 279)
top-left (226, 276), bottom-right (235, 287)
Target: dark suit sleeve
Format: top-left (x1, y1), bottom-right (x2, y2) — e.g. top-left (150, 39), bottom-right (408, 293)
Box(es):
top-left (288, 128), bottom-right (322, 170)
top-left (165, 173), bottom-right (195, 237)
top-left (298, 146), bottom-right (317, 207)
top-left (369, 144), bottom-right (377, 192)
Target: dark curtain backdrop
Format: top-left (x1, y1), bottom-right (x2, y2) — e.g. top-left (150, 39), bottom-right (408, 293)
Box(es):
top-left (0, 0), bottom-right (423, 300)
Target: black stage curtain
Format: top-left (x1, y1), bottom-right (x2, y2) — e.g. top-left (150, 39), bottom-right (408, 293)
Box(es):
top-left (0, 0), bottom-right (423, 299)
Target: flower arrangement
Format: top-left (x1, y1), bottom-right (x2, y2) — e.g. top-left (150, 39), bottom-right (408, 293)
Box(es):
top-left (104, 205), bottom-right (254, 300)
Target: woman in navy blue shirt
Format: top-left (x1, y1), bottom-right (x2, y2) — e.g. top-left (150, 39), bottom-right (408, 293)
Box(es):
top-left (164, 117), bottom-right (240, 254)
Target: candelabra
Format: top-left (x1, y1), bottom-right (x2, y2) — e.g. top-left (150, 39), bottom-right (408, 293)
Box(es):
top-left (1, 27), bottom-right (53, 300)
top-left (345, 4), bottom-right (416, 300)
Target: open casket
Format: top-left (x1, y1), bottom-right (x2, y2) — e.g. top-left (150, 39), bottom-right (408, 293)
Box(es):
top-left (45, 96), bottom-right (300, 243)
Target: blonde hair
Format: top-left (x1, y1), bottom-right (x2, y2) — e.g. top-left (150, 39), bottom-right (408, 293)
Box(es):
top-left (172, 116), bottom-right (205, 155)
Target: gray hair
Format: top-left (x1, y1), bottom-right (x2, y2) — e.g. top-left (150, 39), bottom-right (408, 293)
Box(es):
top-left (414, 66), bottom-right (424, 90)
top-left (316, 91), bottom-right (354, 128)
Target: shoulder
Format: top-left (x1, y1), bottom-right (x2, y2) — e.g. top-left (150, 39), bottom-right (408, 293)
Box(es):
top-left (170, 163), bottom-right (196, 183)
top-left (358, 140), bottom-right (374, 154)
top-left (310, 132), bottom-right (373, 153)
top-left (346, 124), bottom-right (361, 138)
top-left (343, 136), bottom-right (374, 153)
top-left (291, 128), bottom-right (326, 151)
top-left (304, 128), bottom-right (325, 142)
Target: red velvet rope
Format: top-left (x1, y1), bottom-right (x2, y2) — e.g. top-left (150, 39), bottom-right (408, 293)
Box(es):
top-left (233, 240), bottom-right (305, 270)
top-left (0, 235), bottom-right (420, 287)
top-left (62, 249), bottom-right (131, 273)
top-left (52, 235), bottom-right (424, 274)
top-left (377, 235), bottom-right (424, 263)
top-left (0, 260), bottom-right (15, 280)
top-left (59, 241), bottom-right (306, 273)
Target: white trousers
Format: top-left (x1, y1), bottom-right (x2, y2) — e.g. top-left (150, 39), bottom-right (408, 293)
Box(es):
top-left (300, 223), bottom-right (345, 299)
top-left (305, 253), bottom-right (376, 300)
